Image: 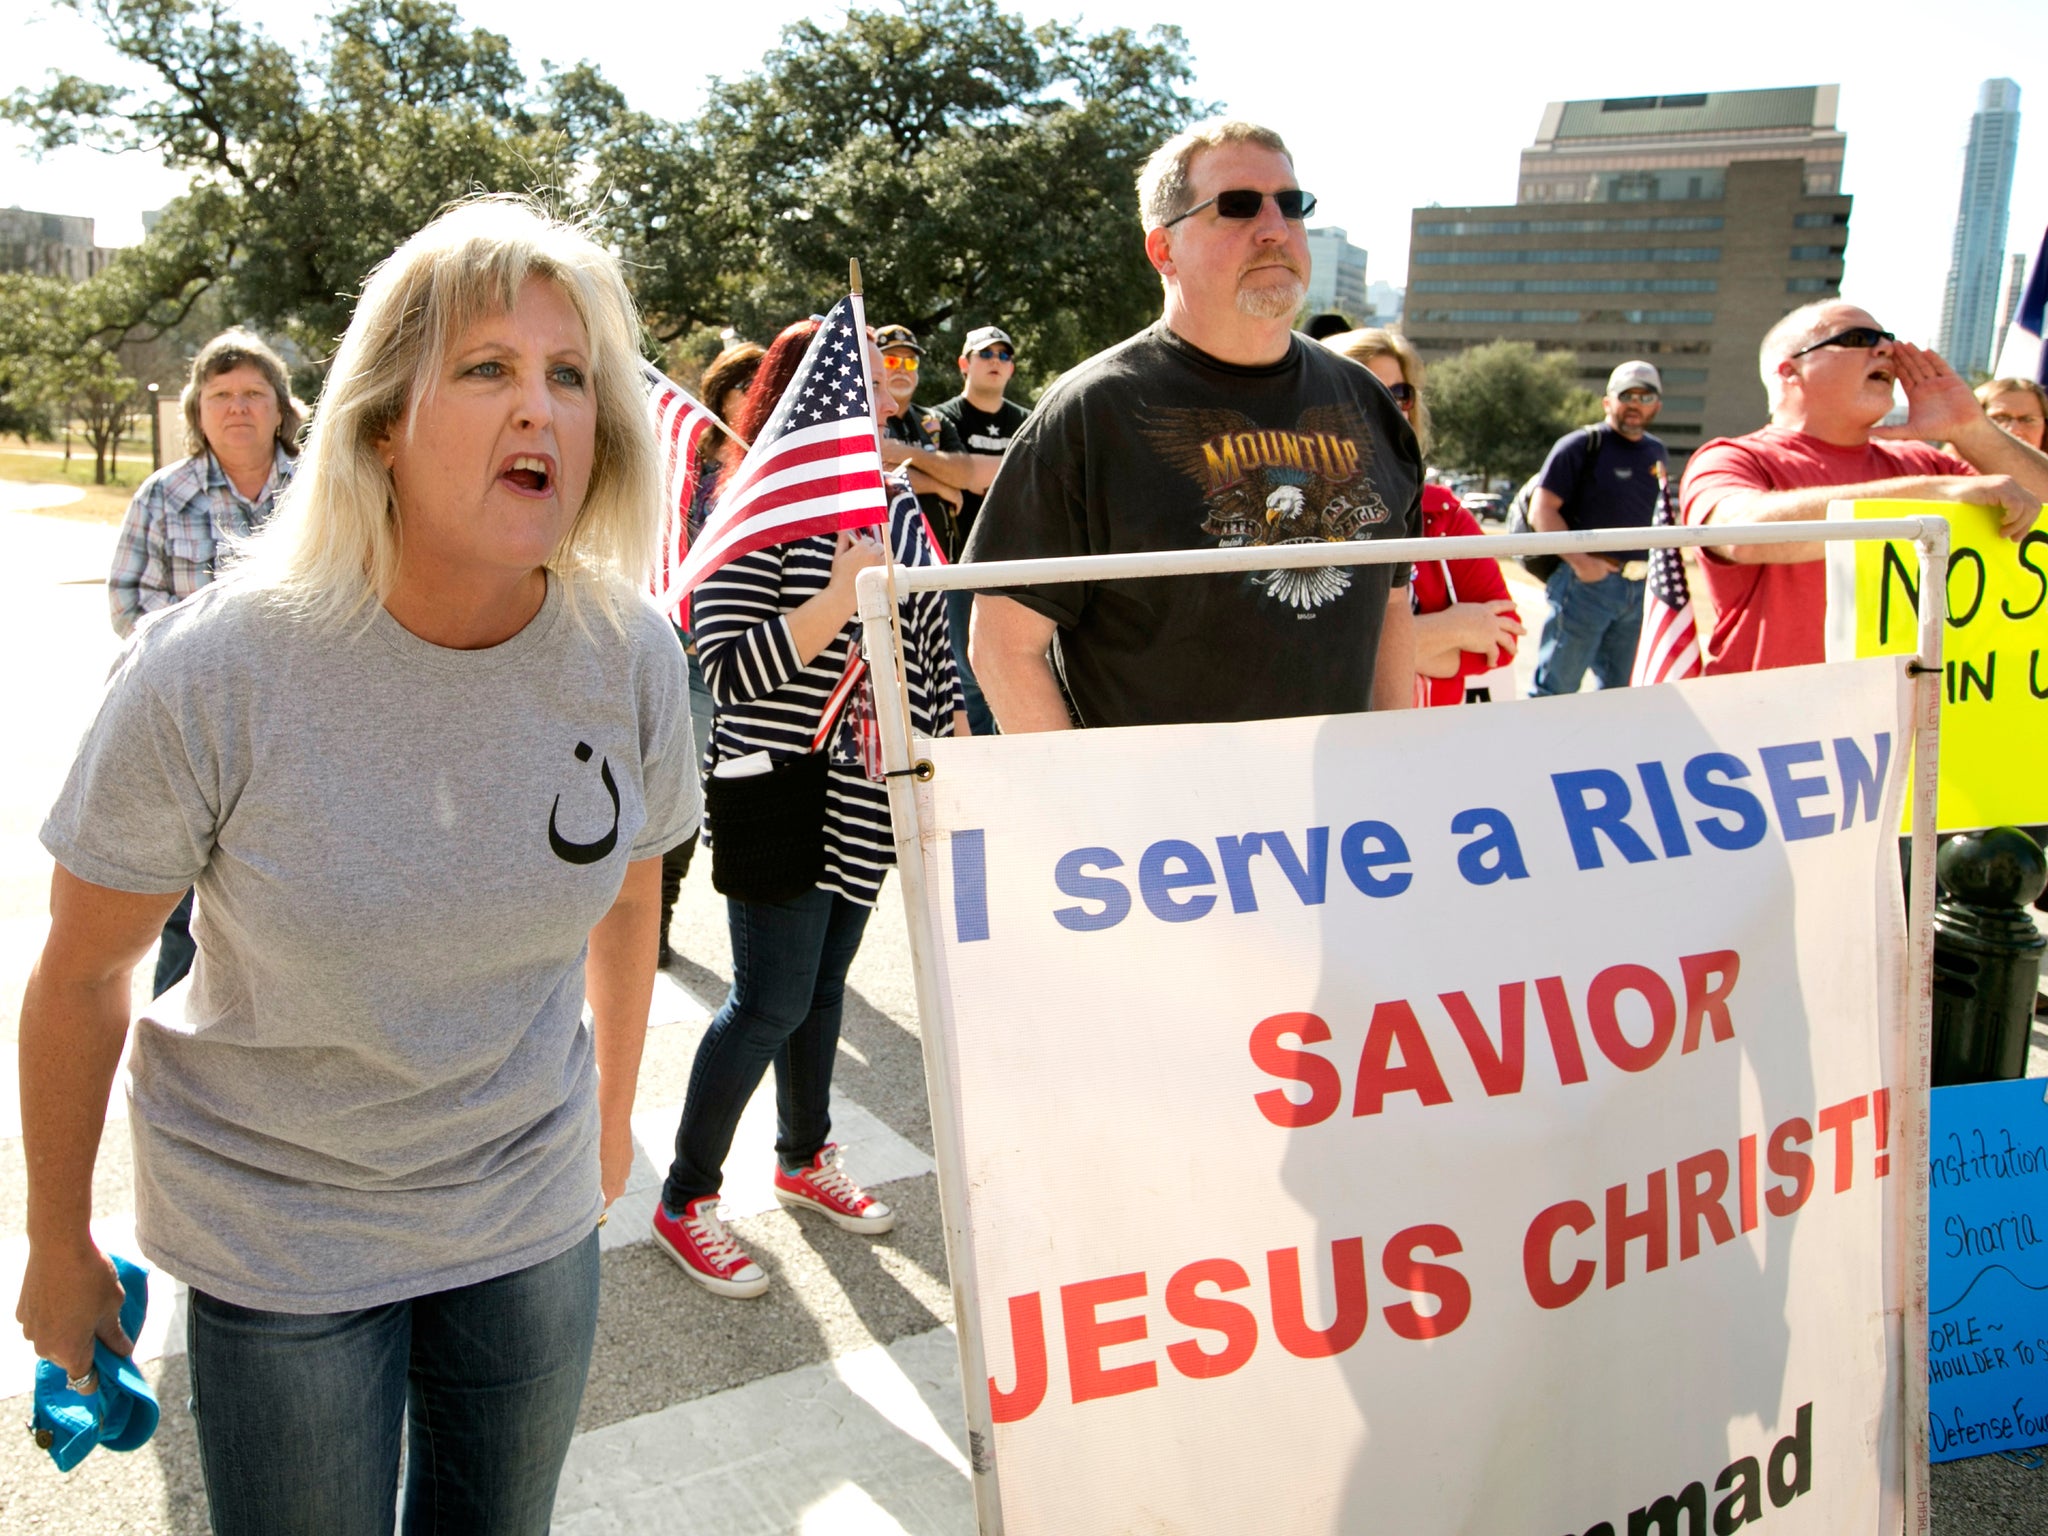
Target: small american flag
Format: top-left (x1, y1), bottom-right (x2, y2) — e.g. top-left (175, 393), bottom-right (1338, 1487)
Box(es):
top-left (652, 295), bottom-right (888, 614)
top-left (645, 363), bottom-right (719, 628)
top-left (1630, 461), bottom-right (1703, 685)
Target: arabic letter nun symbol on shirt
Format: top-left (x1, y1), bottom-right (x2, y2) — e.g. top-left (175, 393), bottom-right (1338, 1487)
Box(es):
top-left (548, 741), bottom-right (619, 865)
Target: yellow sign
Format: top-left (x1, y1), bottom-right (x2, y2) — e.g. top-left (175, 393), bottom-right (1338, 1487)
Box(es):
top-left (1829, 499), bottom-right (2048, 830)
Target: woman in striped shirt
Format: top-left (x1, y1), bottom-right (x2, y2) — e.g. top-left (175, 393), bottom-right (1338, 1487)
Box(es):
top-left (652, 319), bottom-right (965, 1297)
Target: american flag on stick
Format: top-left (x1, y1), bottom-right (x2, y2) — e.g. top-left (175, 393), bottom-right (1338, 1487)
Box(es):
top-left (651, 292), bottom-right (888, 616)
top-left (1629, 461), bottom-right (1703, 685)
top-left (644, 363), bottom-right (719, 628)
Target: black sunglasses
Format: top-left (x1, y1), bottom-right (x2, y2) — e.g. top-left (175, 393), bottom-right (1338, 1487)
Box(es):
top-left (974, 346), bottom-right (1014, 362)
top-left (1163, 188), bottom-right (1318, 228)
top-left (1790, 325), bottom-right (1895, 358)
top-left (1383, 380), bottom-right (1416, 405)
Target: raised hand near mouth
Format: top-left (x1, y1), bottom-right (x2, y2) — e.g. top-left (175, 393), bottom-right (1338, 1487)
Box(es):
top-left (1874, 341), bottom-right (2048, 540)
top-left (1869, 341), bottom-right (1982, 446)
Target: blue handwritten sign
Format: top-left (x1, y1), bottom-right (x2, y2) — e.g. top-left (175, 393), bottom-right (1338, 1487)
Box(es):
top-left (1927, 1077), bottom-right (2048, 1462)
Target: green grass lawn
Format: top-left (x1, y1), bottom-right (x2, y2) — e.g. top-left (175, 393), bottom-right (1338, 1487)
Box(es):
top-left (0, 448), bottom-right (148, 524)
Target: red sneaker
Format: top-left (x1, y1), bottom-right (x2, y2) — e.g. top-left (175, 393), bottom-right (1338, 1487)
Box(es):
top-left (651, 1196), bottom-right (769, 1298)
top-left (774, 1146), bottom-right (895, 1234)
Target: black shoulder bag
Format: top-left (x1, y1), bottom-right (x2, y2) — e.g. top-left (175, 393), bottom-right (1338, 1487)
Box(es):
top-left (706, 652), bottom-right (867, 904)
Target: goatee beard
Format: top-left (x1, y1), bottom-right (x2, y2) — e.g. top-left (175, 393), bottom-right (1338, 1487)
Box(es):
top-left (1238, 274), bottom-right (1306, 320)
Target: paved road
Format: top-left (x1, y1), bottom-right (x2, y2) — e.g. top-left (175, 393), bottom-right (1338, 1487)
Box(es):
top-left (0, 504), bottom-right (2040, 1531)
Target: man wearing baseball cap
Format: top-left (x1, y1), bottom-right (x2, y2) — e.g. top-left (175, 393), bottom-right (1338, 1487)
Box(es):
top-left (931, 324), bottom-right (1032, 735)
top-left (1526, 359), bottom-right (1670, 695)
top-left (872, 323), bottom-right (981, 563)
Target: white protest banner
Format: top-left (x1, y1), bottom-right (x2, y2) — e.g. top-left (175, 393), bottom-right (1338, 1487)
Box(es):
top-left (912, 660), bottom-right (1912, 1535)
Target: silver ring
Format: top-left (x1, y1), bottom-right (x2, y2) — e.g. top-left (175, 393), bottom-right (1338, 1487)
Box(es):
top-left (65, 1370), bottom-right (95, 1394)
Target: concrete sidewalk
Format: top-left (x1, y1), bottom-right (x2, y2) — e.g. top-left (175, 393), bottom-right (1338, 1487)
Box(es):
top-left (0, 479), bottom-right (87, 515)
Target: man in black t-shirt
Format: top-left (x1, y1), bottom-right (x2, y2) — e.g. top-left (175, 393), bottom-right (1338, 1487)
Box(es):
top-left (960, 119), bottom-right (1419, 731)
top-left (930, 325), bottom-right (1033, 536)
top-left (930, 323), bottom-right (1032, 736)
top-left (1527, 360), bottom-right (1671, 696)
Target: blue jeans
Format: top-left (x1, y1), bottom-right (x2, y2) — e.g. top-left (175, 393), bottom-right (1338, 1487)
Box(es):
top-left (153, 886), bottom-right (196, 998)
top-left (1531, 565), bottom-right (1644, 696)
top-left (662, 886), bottom-right (874, 1210)
top-left (945, 589), bottom-right (995, 737)
top-left (186, 1232), bottom-right (600, 1536)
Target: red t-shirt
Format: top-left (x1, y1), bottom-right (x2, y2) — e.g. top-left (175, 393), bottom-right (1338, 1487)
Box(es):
top-left (1411, 485), bottom-right (1518, 706)
top-left (1677, 426), bottom-right (1971, 674)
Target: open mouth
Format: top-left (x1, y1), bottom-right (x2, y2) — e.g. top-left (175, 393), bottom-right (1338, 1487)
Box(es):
top-left (499, 454), bottom-right (554, 495)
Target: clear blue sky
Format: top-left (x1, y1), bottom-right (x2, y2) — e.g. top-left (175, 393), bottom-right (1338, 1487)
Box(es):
top-left (4, 0), bottom-right (2044, 350)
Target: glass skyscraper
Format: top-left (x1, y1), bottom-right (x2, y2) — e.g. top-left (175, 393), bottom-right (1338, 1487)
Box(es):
top-left (1938, 79), bottom-right (2022, 377)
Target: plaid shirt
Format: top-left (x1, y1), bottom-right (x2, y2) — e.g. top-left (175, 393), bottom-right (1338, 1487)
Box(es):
top-left (108, 445), bottom-right (295, 637)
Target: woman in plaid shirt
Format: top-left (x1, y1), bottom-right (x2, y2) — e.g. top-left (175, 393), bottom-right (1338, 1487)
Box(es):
top-left (107, 329), bottom-right (303, 639)
top-left (106, 330), bottom-right (303, 995)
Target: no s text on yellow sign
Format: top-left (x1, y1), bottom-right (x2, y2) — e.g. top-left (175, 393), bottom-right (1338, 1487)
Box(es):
top-left (1825, 499), bottom-right (2048, 831)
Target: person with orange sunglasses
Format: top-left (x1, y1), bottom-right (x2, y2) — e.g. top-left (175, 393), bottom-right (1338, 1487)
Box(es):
top-left (873, 323), bottom-right (980, 563)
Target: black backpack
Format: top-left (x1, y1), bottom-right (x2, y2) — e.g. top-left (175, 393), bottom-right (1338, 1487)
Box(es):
top-left (1505, 425), bottom-right (1604, 582)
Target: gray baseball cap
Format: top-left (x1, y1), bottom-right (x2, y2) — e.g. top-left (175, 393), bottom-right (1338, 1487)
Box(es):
top-left (963, 326), bottom-right (1014, 353)
top-left (1606, 361), bottom-right (1662, 396)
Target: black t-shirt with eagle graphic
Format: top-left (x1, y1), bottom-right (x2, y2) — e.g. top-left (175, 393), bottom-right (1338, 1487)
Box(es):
top-left (962, 322), bottom-right (1420, 728)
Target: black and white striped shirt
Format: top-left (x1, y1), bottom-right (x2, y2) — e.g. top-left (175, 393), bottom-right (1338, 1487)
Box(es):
top-left (695, 479), bottom-right (962, 906)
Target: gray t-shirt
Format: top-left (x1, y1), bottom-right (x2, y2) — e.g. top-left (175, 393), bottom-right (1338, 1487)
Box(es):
top-left (42, 572), bottom-right (698, 1312)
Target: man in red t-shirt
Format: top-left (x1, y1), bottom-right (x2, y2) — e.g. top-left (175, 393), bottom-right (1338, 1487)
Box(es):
top-left (1679, 300), bottom-right (2048, 673)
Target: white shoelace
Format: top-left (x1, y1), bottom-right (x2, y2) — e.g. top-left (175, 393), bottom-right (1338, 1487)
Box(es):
top-left (802, 1154), bottom-right (867, 1208)
top-left (685, 1203), bottom-right (752, 1269)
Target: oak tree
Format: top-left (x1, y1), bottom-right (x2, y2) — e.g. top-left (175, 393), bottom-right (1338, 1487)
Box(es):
top-left (1427, 340), bottom-right (1602, 486)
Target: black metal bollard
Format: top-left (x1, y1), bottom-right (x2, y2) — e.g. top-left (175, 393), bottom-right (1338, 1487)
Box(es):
top-left (1930, 826), bottom-right (2047, 1086)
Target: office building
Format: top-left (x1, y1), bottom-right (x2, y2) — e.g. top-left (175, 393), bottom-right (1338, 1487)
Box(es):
top-left (1403, 87), bottom-right (1852, 461)
top-left (1303, 226), bottom-right (1368, 323)
top-left (1937, 79), bottom-right (2022, 377)
top-left (0, 207), bottom-right (116, 282)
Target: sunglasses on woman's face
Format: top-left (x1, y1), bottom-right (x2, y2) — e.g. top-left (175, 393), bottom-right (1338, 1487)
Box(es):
top-left (1385, 381), bottom-right (1416, 406)
top-left (1162, 188), bottom-right (1318, 227)
top-left (880, 354), bottom-right (919, 372)
top-left (1790, 325), bottom-right (1895, 358)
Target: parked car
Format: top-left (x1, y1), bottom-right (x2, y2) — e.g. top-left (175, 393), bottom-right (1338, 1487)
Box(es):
top-left (1463, 492), bottom-right (1505, 523)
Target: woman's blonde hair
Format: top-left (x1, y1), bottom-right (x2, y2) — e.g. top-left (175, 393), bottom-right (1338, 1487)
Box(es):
top-left (243, 195), bottom-right (659, 627)
top-left (1324, 327), bottom-right (1431, 456)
